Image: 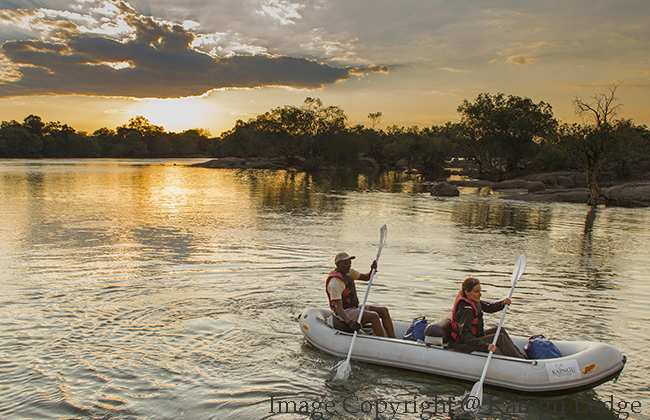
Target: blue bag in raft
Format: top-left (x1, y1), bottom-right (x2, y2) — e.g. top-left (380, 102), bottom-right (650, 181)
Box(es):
top-left (403, 316), bottom-right (428, 341)
top-left (525, 334), bottom-right (562, 359)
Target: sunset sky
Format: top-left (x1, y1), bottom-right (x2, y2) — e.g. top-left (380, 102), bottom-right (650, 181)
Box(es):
top-left (0, 0), bottom-right (648, 136)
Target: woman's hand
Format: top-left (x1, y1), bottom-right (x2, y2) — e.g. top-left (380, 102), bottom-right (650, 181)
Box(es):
top-left (503, 298), bottom-right (512, 306)
top-left (488, 343), bottom-right (497, 353)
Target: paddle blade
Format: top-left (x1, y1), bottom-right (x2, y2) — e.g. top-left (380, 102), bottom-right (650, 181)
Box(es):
top-left (465, 382), bottom-right (483, 413)
top-left (511, 254), bottom-right (527, 285)
top-left (334, 360), bottom-right (351, 380)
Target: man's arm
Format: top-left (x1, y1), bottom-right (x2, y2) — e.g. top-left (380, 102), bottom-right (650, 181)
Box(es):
top-left (333, 299), bottom-right (361, 331)
top-left (332, 300), bottom-right (353, 324)
top-left (356, 260), bottom-right (378, 281)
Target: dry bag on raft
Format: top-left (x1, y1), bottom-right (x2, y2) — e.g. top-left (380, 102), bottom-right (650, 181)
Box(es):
top-left (403, 316), bottom-right (428, 341)
top-left (525, 334), bottom-right (562, 359)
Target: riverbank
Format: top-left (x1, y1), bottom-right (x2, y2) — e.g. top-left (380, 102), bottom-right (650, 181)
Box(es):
top-left (432, 171), bottom-right (650, 206)
top-left (190, 158), bottom-right (650, 206)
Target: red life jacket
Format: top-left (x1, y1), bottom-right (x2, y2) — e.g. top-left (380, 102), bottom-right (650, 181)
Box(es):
top-left (326, 270), bottom-right (359, 314)
top-left (450, 292), bottom-right (479, 342)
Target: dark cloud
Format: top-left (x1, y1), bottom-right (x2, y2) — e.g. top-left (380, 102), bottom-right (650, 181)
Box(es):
top-left (0, 0), bottom-right (388, 98)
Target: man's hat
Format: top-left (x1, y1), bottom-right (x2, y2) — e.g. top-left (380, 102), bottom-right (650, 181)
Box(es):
top-left (334, 252), bottom-right (356, 264)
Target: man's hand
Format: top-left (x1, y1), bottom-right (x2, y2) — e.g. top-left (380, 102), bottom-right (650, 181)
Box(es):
top-left (370, 260), bottom-right (378, 272)
top-left (348, 320), bottom-right (362, 332)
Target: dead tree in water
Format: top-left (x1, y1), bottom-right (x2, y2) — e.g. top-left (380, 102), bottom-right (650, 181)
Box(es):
top-left (570, 84), bottom-right (623, 207)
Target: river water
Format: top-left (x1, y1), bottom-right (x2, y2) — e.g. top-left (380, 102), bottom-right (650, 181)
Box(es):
top-left (0, 159), bottom-right (648, 420)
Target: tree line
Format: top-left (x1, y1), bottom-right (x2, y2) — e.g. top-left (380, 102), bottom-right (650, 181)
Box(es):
top-left (0, 115), bottom-right (214, 159)
top-left (2, 87), bottom-right (649, 205)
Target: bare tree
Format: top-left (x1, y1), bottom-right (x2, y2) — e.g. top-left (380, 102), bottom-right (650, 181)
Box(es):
top-left (573, 84), bottom-right (623, 128)
top-left (563, 84), bottom-right (624, 206)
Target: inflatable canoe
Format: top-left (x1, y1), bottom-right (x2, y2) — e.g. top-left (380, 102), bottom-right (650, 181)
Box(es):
top-left (299, 308), bottom-right (626, 395)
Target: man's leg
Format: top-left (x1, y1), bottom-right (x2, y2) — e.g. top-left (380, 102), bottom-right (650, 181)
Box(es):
top-left (366, 305), bottom-right (395, 338)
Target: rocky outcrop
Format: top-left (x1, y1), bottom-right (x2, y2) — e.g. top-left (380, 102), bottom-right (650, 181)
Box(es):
top-left (448, 171), bottom-right (650, 205)
top-left (190, 157), bottom-right (288, 170)
top-left (501, 189), bottom-right (591, 203)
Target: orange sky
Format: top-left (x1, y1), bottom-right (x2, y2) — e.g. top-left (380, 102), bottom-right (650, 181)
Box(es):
top-left (1, 0), bottom-right (648, 136)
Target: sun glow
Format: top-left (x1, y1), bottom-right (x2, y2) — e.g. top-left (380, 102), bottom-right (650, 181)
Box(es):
top-left (133, 97), bottom-right (217, 133)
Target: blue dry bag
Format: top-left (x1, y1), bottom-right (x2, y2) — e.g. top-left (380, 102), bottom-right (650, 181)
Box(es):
top-left (525, 334), bottom-right (562, 359)
top-left (403, 316), bottom-right (428, 341)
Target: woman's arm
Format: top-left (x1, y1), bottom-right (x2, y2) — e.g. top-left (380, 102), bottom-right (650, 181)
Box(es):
top-left (481, 299), bottom-right (507, 314)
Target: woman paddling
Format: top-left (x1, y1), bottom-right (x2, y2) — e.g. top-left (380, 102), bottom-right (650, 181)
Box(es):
top-left (449, 277), bottom-right (525, 358)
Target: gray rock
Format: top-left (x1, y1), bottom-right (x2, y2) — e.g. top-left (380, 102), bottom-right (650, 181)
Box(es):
top-left (431, 182), bottom-right (460, 197)
top-left (448, 180), bottom-right (493, 188)
top-left (605, 182), bottom-right (650, 202)
top-left (557, 190), bottom-right (590, 203)
top-left (574, 174), bottom-right (588, 187)
top-left (491, 181), bottom-right (515, 190)
top-left (527, 181), bottom-right (546, 193)
top-left (509, 179), bottom-right (528, 189)
top-left (556, 176), bottom-right (575, 188)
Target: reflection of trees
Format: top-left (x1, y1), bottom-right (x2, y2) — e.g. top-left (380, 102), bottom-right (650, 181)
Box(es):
top-left (579, 208), bottom-right (616, 291)
top-left (234, 170), bottom-right (428, 213)
top-left (450, 200), bottom-right (553, 232)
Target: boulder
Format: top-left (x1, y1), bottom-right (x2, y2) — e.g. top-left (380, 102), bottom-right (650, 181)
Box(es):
top-left (396, 158), bottom-right (409, 170)
top-left (527, 181), bottom-right (546, 193)
top-left (556, 176), bottom-right (575, 188)
top-left (491, 181), bottom-right (515, 190)
top-left (431, 182), bottom-right (460, 197)
top-left (573, 173), bottom-right (588, 187)
top-left (509, 179), bottom-right (529, 189)
top-left (449, 180), bottom-right (493, 188)
top-left (605, 182), bottom-right (650, 202)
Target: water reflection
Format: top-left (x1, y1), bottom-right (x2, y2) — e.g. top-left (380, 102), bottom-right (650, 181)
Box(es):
top-left (450, 200), bottom-right (553, 233)
top-left (0, 160), bottom-right (647, 420)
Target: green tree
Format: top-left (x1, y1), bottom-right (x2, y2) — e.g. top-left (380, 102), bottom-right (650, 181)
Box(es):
top-left (22, 115), bottom-right (45, 138)
top-left (0, 125), bottom-right (43, 157)
top-left (383, 125), bottom-right (452, 177)
top-left (367, 112), bottom-right (382, 129)
top-left (455, 93), bottom-right (558, 180)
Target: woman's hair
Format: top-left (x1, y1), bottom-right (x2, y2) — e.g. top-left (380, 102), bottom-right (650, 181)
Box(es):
top-left (461, 277), bottom-right (480, 297)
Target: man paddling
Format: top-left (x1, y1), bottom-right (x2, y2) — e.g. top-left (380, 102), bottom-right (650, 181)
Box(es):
top-left (325, 252), bottom-right (395, 338)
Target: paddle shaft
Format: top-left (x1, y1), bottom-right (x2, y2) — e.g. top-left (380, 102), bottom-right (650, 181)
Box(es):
top-left (476, 288), bottom-right (515, 386)
top-left (341, 226), bottom-right (387, 366)
top-left (471, 254), bottom-right (526, 404)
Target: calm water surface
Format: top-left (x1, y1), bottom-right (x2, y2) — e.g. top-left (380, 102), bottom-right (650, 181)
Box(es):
top-left (0, 159), bottom-right (648, 420)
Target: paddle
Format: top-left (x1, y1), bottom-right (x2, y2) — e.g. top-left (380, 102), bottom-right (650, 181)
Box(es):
top-left (333, 224), bottom-right (388, 380)
top-left (466, 254), bottom-right (527, 412)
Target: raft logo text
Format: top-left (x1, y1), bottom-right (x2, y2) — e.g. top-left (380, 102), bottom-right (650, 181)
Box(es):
top-left (267, 394), bottom-right (642, 420)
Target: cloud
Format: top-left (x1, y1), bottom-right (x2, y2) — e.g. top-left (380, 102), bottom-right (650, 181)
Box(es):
top-left (0, 0), bottom-right (388, 98)
top-left (507, 54), bottom-right (534, 65)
